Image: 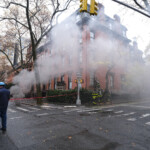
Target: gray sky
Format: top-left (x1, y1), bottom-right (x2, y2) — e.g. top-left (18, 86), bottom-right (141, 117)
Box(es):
top-left (101, 0), bottom-right (150, 52)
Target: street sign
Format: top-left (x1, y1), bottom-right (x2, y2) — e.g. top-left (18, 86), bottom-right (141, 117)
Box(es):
top-left (76, 72), bottom-right (82, 79)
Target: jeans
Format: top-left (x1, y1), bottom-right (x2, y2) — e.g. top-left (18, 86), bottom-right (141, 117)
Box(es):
top-left (0, 110), bottom-right (7, 129)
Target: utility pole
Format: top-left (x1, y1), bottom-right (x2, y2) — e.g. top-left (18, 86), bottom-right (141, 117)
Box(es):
top-left (76, 72), bottom-right (82, 106)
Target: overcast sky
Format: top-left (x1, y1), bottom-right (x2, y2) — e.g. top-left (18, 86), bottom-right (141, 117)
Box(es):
top-left (100, 0), bottom-right (150, 52)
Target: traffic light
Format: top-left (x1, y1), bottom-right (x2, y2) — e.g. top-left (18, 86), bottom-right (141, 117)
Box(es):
top-left (80, 79), bottom-right (84, 83)
top-left (74, 79), bottom-right (84, 83)
top-left (80, 0), bottom-right (87, 12)
top-left (90, 0), bottom-right (98, 15)
top-left (74, 79), bottom-right (78, 83)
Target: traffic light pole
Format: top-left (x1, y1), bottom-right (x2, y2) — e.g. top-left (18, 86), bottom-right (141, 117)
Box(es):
top-left (76, 79), bottom-right (81, 105)
top-left (76, 72), bottom-right (81, 106)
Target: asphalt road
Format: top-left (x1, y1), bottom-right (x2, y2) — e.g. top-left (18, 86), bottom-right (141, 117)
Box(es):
top-left (1, 99), bottom-right (150, 150)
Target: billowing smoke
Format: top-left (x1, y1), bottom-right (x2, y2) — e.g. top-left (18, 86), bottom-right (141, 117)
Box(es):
top-left (11, 70), bottom-right (35, 98)
top-left (10, 18), bottom-right (80, 98)
top-left (10, 10), bottom-right (150, 99)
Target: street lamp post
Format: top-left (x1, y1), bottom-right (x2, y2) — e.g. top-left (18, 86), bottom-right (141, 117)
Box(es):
top-left (76, 79), bottom-right (81, 106)
top-left (76, 72), bottom-right (81, 106)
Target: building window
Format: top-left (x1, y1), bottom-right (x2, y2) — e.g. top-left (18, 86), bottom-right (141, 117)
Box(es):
top-left (48, 80), bottom-right (51, 90)
top-left (48, 50), bottom-right (52, 57)
top-left (43, 84), bottom-right (46, 90)
top-left (54, 77), bottom-right (57, 90)
top-left (62, 56), bottom-right (65, 66)
top-left (79, 50), bottom-right (82, 64)
top-left (76, 15), bottom-right (81, 23)
top-left (109, 74), bottom-right (114, 89)
top-left (121, 74), bottom-right (126, 90)
top-left (68, 75), bottom-right (72, 89)
top-left (123, 31), bottom-right (126, 37)
top-left (109, 23), bottom-right (112, 30)
top-left (79, 38), bottom-right (82, 44)
top-left (90, 72), bottom-right (94, 86)
top-left (61, 75), bottom-right (64, 82)
top-left (69, 55), bottom-right (72, 65)
top-left (79, 33), bottom-right (82, 44)
top-left (90, 32), bottom-right (95, 41)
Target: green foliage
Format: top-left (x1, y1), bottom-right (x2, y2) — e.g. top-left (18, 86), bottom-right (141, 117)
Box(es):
top-left (47, 89), bottom-right (77, 104)
top-left (46, 88), bottom-right (93, 105)
top-left (5, 83), bottom-right (14, 89)
top-left (80, 88), bottom-right (93, 104)
top-left (46, 88), bottom-right (111, 105)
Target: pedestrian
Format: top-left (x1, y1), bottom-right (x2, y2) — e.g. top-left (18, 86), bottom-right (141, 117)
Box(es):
top-left (0, 82), bottom-right (10, 134)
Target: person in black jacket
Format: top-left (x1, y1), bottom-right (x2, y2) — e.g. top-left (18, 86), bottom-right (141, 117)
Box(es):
top-left (0, 82), bottom-right (10, 133)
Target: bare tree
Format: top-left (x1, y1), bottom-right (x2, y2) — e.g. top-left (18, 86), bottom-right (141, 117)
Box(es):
top-left (112, 0), bottom-right (150, 18)
top-left (0, 0), bottom-right (73, 104)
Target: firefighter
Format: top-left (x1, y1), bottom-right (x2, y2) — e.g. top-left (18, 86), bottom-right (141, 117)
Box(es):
top-left (0, 82), bottom-right (10, 134)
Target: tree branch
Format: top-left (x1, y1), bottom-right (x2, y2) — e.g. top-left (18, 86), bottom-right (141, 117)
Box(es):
top-left (112, 0), bottom-right (150, 18)
top-left (0, 49), bottom-right (19, 73)
top-left (0, 2), bottom-right (26, 9)
top-left (133, 0), bottom-right (145, 9)
top-left (0, 17), bottom-right (29, 29)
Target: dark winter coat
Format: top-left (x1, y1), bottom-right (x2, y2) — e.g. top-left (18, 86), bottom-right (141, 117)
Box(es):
top-left (0, 87), bottom-right (10, 111)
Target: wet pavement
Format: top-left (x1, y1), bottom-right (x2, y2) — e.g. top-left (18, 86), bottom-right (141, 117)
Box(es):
top-left (1, 99), bottom-right (150, 150)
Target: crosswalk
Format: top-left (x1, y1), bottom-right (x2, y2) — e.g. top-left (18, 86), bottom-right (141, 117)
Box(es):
top-left (102, 108), bottom-right (150, 126)
top-left (7, 103), bottom-right (150, 126)
top-left (8, 106), bottom-right (40, 113)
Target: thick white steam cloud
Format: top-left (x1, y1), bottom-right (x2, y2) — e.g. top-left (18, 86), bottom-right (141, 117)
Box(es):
top-left (10, 19), bottom-right (80, 98)
top-left (10, 12), bottom-right (150, 98)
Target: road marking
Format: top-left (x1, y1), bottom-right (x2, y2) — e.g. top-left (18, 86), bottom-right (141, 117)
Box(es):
top-left (145, 122), bottom-right (150, 125)
top-left (16, 107), bottom-right (31, 112)
top-left (114, 110), bottom-right (124, 114)
top-left (28, 106), bottom-right (40, 111)
top-left (139, 114), bottom-right (150, 118)
top-left (8, 108), bottom-right (16, 113)
top-left (127, 118), bottom-right (137, 121)
top-left (41, 105), bottom-right (51, 108)
top-left (129, 105), bottom-right (150, 109)
top-left (9, 116), bottom-right (22, 120)
top-left (116, 112), bottom-right (136, 117)
top-left (123, 112), bottom-right (136, 116)
top-left (77, 108), bottom-right (102, 113)
top-left (64, 106), bottom-right (77, 108)
top-left (88, 112), bottom-right (97, 114)
top-left (64, 109), bottom-right (81, 113)
top-left (41, 105), bottom-right (61, 109)
top-left (105, 109), bottom-right (113, 112)
top-left (36, 113), bottom-right (49, 116)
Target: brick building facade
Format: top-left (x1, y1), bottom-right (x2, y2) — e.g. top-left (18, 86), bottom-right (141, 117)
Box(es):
top-left (37, 4), bottom-right (143, 95)
top-left (6, 4), bottom-right (144, 95)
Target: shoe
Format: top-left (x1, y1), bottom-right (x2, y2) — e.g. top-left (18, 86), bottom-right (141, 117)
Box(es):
top-left (0, 128), bottom-right (6, 131)
top-left (1, 128), bottom-right (6, 134)
top-left (2, 130), bottom-right (6, 133)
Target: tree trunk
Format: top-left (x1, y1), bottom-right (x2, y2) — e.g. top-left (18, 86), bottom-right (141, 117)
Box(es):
top-left (34, 62), bottom-right (42, 105)
top-left (102, 65), bottom-right (114, 102)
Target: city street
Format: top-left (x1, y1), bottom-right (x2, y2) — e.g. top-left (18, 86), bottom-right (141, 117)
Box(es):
top-left (1, 99), bottom-right (150, 150)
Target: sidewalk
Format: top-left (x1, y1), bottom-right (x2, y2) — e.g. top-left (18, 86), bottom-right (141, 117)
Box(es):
top-left (11, 96), bottom-right (148, 110)
top-left (0, 132), bottom-right (17, 150)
